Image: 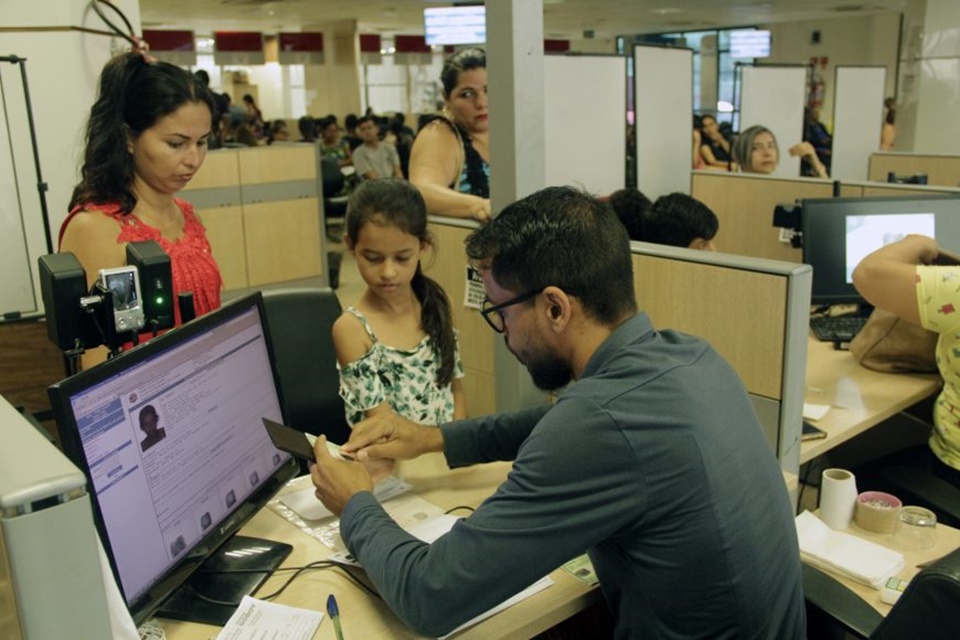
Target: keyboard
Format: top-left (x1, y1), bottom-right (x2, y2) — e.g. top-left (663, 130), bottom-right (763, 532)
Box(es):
top-left (809, 315), bottom-right (869, 342)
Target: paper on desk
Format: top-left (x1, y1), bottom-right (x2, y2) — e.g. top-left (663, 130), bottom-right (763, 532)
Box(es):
top-left (280, 474), bottom-right (412, 521)
top-left (803, 403), bottom-right (831, 421)
top-left (329, 511), bottom-right (461, 565)
top-left (215, 596), bottom-right (323, 640)
top-left (795, 510), bottom-right (904, 589)
top-left (439, 576), bottom-right (555, 639)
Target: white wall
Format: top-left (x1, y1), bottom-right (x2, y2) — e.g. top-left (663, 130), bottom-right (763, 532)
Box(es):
top-left (764, 13), bottom-right (900, 128)
top-left (0, 0), bottom-right (140, 315)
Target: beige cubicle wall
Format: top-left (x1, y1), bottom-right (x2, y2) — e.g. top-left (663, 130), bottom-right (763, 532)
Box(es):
top-left (180, 145), bottom-right (328, 291)
top-left (844, 181), bottom-right (960, 199)
top-left (868, 152), bottom-right (960, 187)
top-left (425, 217), bottom-right (496, 417)
top-left (425, 216), bottom-right (810, 474)
top-left (691, 171), bottom-right (862, 263)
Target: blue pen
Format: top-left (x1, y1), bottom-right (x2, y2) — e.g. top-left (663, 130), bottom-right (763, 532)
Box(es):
top-left (327, 593), bottom-right (345, 640)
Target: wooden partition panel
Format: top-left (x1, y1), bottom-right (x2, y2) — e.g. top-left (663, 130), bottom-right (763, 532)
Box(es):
top-left (181, 145), bottom-right (328, 292)
top-left (692, 171), bottom-right (855, 263)
top-left (868, 152), bottom-right (960, 187)
top-left (632, 252), bottom-right (786, 400)
top-left (855, 182), bottom-right (960, 198)
top-left (425, 219), bottom-right (495, 417)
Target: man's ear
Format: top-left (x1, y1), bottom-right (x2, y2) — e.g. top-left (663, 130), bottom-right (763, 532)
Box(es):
top-left (541, 286), bottom-right (571, 332)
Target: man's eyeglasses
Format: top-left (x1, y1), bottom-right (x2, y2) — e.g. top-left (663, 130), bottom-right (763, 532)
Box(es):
top-left (480, 288), bottom-right (543, 333)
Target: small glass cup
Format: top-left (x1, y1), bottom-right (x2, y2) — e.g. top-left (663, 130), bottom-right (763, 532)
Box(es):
top-left (894, 506), bottom-right (937, 550)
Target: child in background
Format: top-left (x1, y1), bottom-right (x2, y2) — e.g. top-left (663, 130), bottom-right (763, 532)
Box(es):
top-left (333, 179), bottom-right (466, 475)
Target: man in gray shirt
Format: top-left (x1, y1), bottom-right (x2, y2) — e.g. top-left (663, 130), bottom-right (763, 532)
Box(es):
top-left (310, 187), bottom-right (806, 639)
top-left (351, 114), bottom-right (401, 180)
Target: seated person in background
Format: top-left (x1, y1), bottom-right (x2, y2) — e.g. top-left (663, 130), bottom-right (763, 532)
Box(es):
top-left (699, 114), bottom-right (734, 170)
top-left (352, 115), bottom-right (403, 180)
top-left (731, 124), bottom-right (829, 179)
top-left (320, 117), bottom-right (353, 168)
top-left (881, 97), bottom-right (897, 151)
top-left (309, 186), bottom-right (806, 639)
top-left (646, 193), bottom-right (719, 251)
top-left (221, 105), bottom-right (258, 147)
top-left (802, 107), bottom-right (832, 176)
top-left (852, 234), bottom-right (960, 493)
top-left (343, 113), bottom-right (363, 151)
top-left (266, 119), bottom-right (290, 145)
top-left (297, 115), bottom-right (317, 143)
top-left (606, 187), bottom-right (651, 241)
top-left (333, 178), bottom-right (466, 478)
top-left (61, 52), bottom-right (222, 370)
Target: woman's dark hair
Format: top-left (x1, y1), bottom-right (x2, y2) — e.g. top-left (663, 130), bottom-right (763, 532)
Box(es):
top-left (70, 53), bottom-right (216, 214)
top-left (440, 47), bottom-right (486, 96)
top-left (298, 115), bottom-right (316, 141)
top-left (345, 179), bottom-right (457, 386)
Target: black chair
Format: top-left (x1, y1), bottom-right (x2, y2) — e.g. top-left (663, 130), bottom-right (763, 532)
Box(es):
top-left (804, 547), bottom-right (960, 639)
top-left (321, 157), bottom-right (349, 242)
top-left (261, 287), bottom-right (350, 446)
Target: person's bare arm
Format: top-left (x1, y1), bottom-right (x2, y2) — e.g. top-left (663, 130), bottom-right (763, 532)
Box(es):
top-left (409, 122), bottom-right (490, 222)
top-left (59, 211), bottom-right (127, 369)
top-left (451, 378), bottom-right (467, 420)
top-left (852, 234), bottom-right (938, 325)
top-left (788, 142), bottom-right (829, 178)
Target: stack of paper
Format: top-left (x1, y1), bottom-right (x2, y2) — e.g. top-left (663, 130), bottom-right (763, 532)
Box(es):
top-left (795, 510), bottom-right (904, 588)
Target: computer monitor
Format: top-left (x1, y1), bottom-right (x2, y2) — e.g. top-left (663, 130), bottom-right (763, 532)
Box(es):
top-left (48, 293), bottom-right (299, 626)
top-left (801, 195), bottom-right (960, 305)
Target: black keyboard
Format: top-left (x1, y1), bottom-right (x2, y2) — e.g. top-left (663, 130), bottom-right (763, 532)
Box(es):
top-left (810, 315), bottom-right (869, 342)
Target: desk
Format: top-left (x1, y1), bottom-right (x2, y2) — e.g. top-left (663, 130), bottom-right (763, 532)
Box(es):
top-left (810, 518), bottom-right (960, 616)
top-left (801, 336), bottom-right (941, 464)
top-left (160, 454), bottom-right (599, 640)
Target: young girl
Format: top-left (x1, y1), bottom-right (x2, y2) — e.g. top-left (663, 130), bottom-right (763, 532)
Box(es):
top-left (334, 178), bottom-right (466, 448)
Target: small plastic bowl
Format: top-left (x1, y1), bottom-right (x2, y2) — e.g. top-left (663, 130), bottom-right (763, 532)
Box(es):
top-left (855, 491), bottom-right (902, 533)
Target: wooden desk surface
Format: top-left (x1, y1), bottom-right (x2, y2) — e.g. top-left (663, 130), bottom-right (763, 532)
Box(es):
top-left (801, 336), bottom-right (941, 464)
top-left (811, 517), bottom-right (960, 616)
top-left (159, 454), bottom-right (599, 640)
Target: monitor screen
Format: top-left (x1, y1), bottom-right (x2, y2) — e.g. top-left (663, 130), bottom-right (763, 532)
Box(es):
top-left (48, 293), bottom-right (298, 624)
top-left (801, 196), bottom-right (960, 304)
top-left (729, 29), bottom-right (771, 59)
top-left (424, 6), bottom-right (486, 46)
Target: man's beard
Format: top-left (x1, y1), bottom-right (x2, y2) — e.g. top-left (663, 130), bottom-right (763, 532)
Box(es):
top-left (508, 337), bottom-right (572, 391)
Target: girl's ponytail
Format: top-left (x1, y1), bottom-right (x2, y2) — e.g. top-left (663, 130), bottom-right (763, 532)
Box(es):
top-left (413, 265), bottom-right (456, 387)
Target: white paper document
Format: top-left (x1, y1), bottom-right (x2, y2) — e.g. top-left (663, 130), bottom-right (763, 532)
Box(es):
top-left (215, 596), bottom-right (323, 640)
top-left (281, 474), bottom-right (412, 521)
top-left (803, 402), bottom-right (831, 421)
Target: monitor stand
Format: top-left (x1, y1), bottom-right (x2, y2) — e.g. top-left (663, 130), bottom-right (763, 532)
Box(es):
top-left (157, 535), bottom-right (293, 626)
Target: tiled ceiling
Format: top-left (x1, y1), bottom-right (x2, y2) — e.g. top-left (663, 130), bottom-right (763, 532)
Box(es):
top-left (138, 1), bottom-right (907, 40)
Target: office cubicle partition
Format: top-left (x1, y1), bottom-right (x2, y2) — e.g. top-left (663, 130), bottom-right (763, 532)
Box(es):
top-left (832, 66), bottom-right (887, 182)
top-left (739, 65), bottom-right (806, 179)
top-left (544, 55), bottom-right (626, 197)
top-left (868, 152), bottom-right (960, 187)
top-left (630, 242), bottom-right (811, 475)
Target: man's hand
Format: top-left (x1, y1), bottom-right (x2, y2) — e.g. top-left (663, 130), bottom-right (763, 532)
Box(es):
top-left (310, 435), bottom-right (374, 516)
top-left (342, 413), bottom-right (445, 462)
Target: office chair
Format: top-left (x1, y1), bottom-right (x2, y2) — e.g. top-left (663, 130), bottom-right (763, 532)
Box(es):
top-left (803, 546), bottom-right (960, 639)
top-left (321, 156), bottom-right (349, 242)
top-left (261, 287), bottom-right (351, 446)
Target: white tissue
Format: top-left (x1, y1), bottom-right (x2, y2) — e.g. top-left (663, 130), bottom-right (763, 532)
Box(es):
top-left (795, 510), bottom-right (904, 589)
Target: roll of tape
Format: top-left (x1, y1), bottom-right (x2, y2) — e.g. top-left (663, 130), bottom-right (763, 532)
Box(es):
top-left (855, 491), bottom-right (902, 533)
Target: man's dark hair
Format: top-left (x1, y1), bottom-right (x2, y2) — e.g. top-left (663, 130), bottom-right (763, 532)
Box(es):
top-left (606, 188), bottom-right (652, 241)
top-left (646, 193), bottom-right (719, 247)
top-left (356, 114), bottom-right (376, 128)
top-left (465, 187), bottom-right (637, 324)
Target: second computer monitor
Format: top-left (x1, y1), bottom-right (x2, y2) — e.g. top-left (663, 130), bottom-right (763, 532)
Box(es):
top-left (801, 195), bottom-right (960, 305)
